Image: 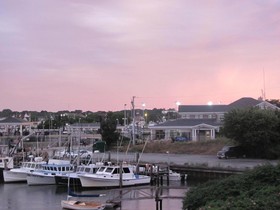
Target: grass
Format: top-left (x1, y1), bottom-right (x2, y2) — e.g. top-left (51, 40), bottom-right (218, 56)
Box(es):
top-left (119, 137), bottom-right (234, 155)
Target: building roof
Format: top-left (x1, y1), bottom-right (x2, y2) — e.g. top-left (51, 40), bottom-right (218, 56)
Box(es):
top-left (151, 118), bottom-right (221, 127)
top-left (178, 104), bottom-right (228, 113)
top-left (0, 116), bottom-right (26, 124)
top-left (178, 97), bottom-right (264, 113)
top-left (228, 97), bottom-right (262, 109)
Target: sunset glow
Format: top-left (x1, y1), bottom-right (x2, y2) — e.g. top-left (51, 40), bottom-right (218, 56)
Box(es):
top-left (0, 0), bottom-right (279, 112)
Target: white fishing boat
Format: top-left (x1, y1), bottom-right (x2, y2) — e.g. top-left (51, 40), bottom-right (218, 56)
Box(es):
top-left (55, 162), bottom-right (103, 187)
top-left (3, 157), bottom-right (46, 183)
top-left (26, 159), bottom-right (74, 185)
top-left (79, 164), bottom-right (151, 188)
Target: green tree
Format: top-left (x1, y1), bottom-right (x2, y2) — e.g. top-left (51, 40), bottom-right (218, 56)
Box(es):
top-left (0, 109), bottom-right (13, 117)
top-left (222, 108), bottom-right (280, 159)
top-left (99, 112), bottom-right (120, 149)
top-left (267, 99), bottom-right (280, 108)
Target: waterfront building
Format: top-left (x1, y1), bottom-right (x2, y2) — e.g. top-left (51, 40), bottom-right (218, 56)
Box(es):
top-left (149, 97), bottom-right (279, 141)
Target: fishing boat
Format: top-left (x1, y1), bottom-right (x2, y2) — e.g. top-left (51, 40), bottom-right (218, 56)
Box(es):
top-left (55, 162), bottom-right (103, 187)
top-left (3, 157), bottom-right (46, 183)
top-left (26, 159), bottom-right (74, 185)
top-left (78, 163), bottom-right (151, 188)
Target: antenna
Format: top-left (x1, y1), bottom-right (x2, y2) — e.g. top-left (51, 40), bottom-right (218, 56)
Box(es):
top-left (263, 68), bottom-right (266, 100)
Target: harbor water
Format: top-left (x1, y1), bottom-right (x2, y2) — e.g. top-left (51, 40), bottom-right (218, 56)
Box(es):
top-left (0, 181), bottom-right (190, 210)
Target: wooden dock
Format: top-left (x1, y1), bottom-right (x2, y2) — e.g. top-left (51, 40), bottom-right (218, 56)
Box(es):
top-left (106, 185), bottom-right (188, 210)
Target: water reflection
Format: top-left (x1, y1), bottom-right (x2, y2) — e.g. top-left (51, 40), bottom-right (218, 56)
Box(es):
top-left (0, 181), bottom-right (191, 210)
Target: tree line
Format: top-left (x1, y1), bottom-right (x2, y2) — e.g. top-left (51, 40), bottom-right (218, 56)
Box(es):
top-left (222, 107), bottom-right (280, 159)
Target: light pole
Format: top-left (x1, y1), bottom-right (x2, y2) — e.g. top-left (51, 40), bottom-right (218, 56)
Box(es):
top-left (175, 101), bottom-right (181, 119)
top-left (175, 101), bottom-right (181, 111)
top-left (131, 96), bottom-right (136, 145)
top-left (166, 151), bottom-right (170, 166)
top-left (142, 103), bottom-right (146, 125)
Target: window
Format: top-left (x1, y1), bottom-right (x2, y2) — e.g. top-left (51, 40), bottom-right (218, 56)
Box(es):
top-left (123, 167), bottom-right (131, 173)
top-left (105, 167), bottom-right (114, 173)
top-left (112, 168), bottom-right (119, 174)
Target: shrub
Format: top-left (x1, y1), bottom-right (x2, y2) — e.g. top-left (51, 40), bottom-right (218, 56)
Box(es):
top-left (183, 164), bottom-right (280, 210)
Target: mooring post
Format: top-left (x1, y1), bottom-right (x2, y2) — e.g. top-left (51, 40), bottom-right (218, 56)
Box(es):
top-left (167, 165), bottom-right (170, 186)
top-left (136, 152), bottom-right (139, 174)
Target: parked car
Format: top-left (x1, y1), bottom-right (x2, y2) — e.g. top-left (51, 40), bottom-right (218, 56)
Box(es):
top-left (172, 136), bottom-right (190, 142)
top-left (217, 146), bottom-right (245, 159)
top-left (72, 150), bottom-right (92, 159)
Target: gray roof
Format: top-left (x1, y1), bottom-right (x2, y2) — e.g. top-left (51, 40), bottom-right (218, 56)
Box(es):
top-left (178, 97), bottom-right (263, 113)
top-left (178, 104), bottom-right (228, 113)
top-left (228, 97), bottom-right (261, 109)
top-left (152, 119), bottom-right (221, 127)
top-left (0, 117), bottom-right (26, 123)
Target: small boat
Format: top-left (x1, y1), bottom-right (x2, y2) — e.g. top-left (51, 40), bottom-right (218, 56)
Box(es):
top-left (163, 169), bottom-right (185, 181)
top-left (79, 163), bottom-right (151, 188)
top-left (61, 200), bottom-right (105, 210)
top-left (27, 159), bottom-right (74, 185)
top-left (3, 157), bottom-right (46, 183)
top-left (61, 170), bottom-right (106, 210)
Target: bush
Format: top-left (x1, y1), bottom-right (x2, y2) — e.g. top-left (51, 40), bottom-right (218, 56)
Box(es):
top-left (183, 164), bottom-right (280, 210)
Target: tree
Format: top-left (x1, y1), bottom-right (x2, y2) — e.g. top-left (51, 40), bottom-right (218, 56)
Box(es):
top-left (266, 99), bottom-right (280, 108)
top-left (99, 112), bottom-right (120, 149)
top-left (222, 108), bottom-right (280, 159)
top-left (0, 109), bottom-right (13, 117)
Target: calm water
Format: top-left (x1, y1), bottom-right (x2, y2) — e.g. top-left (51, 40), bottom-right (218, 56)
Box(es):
top-left (0, 181), bottom-right (190, 210)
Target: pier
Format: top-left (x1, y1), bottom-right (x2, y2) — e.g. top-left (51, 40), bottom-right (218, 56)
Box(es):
top-left (106, 185), bottom-right (188, 210)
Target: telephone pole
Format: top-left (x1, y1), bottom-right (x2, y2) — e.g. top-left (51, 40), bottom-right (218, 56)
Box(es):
top-left (131, 96), bottom-right (136, 145)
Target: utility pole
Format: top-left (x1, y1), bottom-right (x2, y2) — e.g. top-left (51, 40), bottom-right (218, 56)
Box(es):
top-left (131, 96), bottom-right (136, 145)
top-left (124, 104), bottom-right (127, 126)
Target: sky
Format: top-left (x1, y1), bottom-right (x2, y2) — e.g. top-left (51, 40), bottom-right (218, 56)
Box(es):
top-left (1, 0), bottom-right (280, 112)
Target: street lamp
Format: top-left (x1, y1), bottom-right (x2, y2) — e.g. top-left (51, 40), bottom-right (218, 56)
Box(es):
top-left (175, 101), bottom-right (181, 110)
top-left (144, 113), bottom-right (147, 124)
top-left (142, 103), bottom-right (146, 124)
top-left (175, 101), bottom-right (181, 119)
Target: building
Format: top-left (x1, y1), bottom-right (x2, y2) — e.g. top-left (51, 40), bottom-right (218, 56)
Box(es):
top-left (0, 117), bottom-right (34, 136)
top-left (149, 97), bottom-right (279, 141)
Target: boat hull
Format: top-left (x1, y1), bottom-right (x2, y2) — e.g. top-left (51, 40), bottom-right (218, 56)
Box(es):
top-left (3, 170), bottom-right (27, 183)
top-left (27, 173), bottom-right (56, 185)
top-left (79, 174), bottom-right (151, 188)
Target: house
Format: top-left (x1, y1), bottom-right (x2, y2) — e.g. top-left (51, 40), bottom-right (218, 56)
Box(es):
top-left (149, 97), bottom-right (279, 141)
top-left (0, 116), bottom-right (34, 136)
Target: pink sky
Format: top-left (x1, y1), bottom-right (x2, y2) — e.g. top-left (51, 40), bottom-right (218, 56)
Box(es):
top-left (0, 0), bottom-right (280, 112)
